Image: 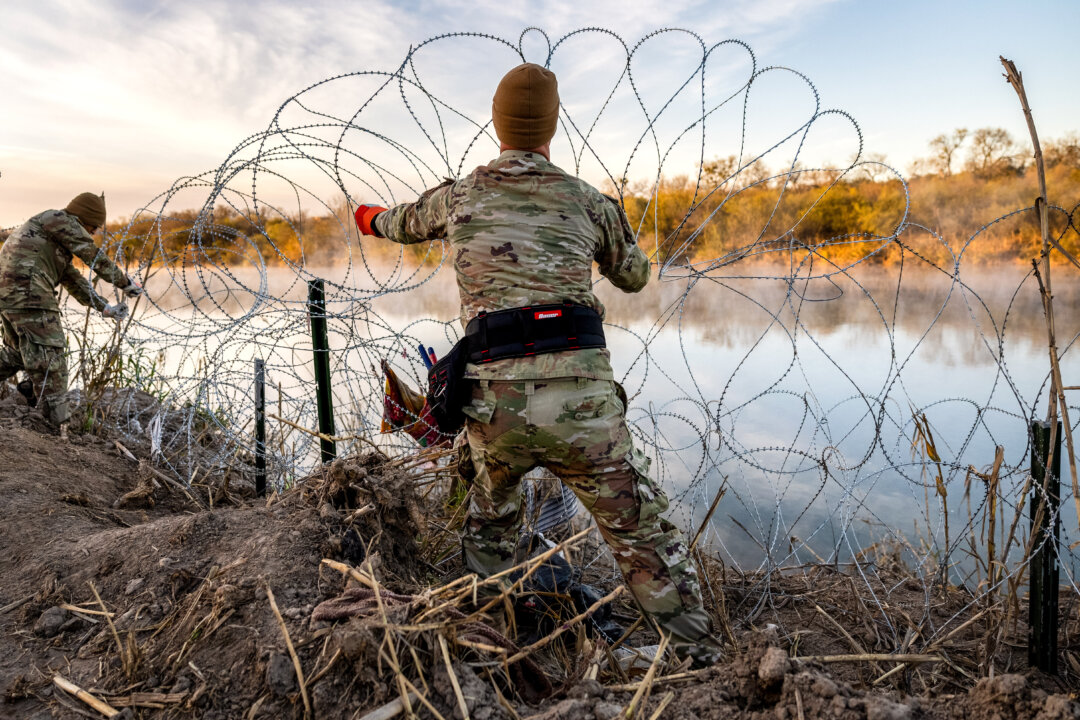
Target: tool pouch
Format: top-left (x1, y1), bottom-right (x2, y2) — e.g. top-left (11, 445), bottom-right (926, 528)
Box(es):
top-left (426, 336), bottom-right (470, 435)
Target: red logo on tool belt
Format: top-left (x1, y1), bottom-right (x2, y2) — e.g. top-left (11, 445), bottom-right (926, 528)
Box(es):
top-left (535, 310), bottom-right (562, 320)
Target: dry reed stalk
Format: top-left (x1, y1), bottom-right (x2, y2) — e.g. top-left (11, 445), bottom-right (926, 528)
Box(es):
top-left (356, 691), bottom-right (418, 720)
top-left (398, 675), bottom-right (448, 720)
top-left (113, 440), bottom-right (138, 463)
top-left (419, 488), bottom-right (472, 560)
top-left (872, 661), bottom-right (908, 686)
top-left (1002, 56), bottom-right (1080, 536)
top-left (390, 447), bottom-right (456, 470)
top-left (798, 653), bottom-right (942, 664)
top-left (794, 686), bottom-right (806, 720)
top-left (418, 526), bottom-right (595, 623)
top-left (926, 606), bottom-right (991, 651)
top-left (305, 648), bottom-right (342, 690)
top-left (609, 615), bottom-right (646, 653)
top-left (604, 641), bottom-right (631, 685)
top-left (53, 675), bottom-right (120, 718)
top-left (811, 602), bottom-right (881, 675)
top-left (59, 603), bottom-right (114, 618)
top-left (452, 638), bottom-right (507, 655)
top-left (107, 691), bottom-right (189, 709)
top-left (689, 482), bottom-right (727, 551)
top-left (504, 586), bottom-right (625, 664)
top-left (1032, 262), bottom-right (1080, 533)
top-left (366, 561), bottom-right (416, 720)
top-left (605, 666), bottom-right (711, 693)
top-left (458, 527), bottom-right (596, 620)
top-left (406, 646), bottom-right (430, 696)
top-left (88, 581), bottom-right (133, 678)
top-left (646, 692), bottom-right (675, 720)
top-left (143, 462), bottom-right (205, 509)
top-left (985, 447), bottom-right (1004, 598)
top-left (321, 558), bottom-right (380, 591)
top-left (270, 413), bottom-right (383, 453)
top-left (483, 667), bottom-right (522, 720)
top-left (346, 504), bottom-right (377, 522)
top-left (912, 412), bottom-right (949, 553)
top-left (438, 634), bottom-right (471, 720)
top-left (1002, 473), bottom-right (1033, 626)
top-left (621, 633), bottom-right (670, 719)
top-left (265, 585), bottom-right (311, 719)
top-left (0, 593), bottom-right (34, 615)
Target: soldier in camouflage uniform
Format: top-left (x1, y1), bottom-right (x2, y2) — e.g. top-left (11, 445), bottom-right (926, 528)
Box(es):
top-left (355, 64), bottom-right (721, 665)
top-left (0, 193), bottom-right (141, 426)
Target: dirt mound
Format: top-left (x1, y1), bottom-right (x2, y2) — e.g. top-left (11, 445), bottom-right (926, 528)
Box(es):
top-left (0, 402), bottom-right (430, 719)
top-left (1, 400), bottom-right (1077, 719)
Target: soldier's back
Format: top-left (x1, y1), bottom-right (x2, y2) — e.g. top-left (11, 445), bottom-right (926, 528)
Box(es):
top-left (450, 151), bottom-right (611, 316)
top-left (0, 210), bottom-right (77, 311)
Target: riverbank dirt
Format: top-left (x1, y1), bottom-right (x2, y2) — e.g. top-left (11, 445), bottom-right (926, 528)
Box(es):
top-left (1, 395), bottom-right (1077, 719)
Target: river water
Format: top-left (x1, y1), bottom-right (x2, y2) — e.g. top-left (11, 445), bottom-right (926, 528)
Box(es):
top-left (119, 260), bottom-right (1080, 578)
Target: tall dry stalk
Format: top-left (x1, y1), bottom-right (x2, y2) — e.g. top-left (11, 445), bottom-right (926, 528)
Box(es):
top-left (1000, 57), bottom-right (1080, 534)
top-left (912, 412), bottom-right (949, 555)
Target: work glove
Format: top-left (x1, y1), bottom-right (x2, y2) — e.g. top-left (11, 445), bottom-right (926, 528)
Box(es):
top-left (354, 204), bottom-right (388, 237)
top-left (103, 302), bottom-right (129, 321)
top-left (121, 277), bottom-right (144, 298)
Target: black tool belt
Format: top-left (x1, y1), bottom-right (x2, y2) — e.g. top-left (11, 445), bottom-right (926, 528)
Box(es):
top-left (464, 302), bottom-right (606, 364)
top-left (426, 302), bottom-right (606, 434)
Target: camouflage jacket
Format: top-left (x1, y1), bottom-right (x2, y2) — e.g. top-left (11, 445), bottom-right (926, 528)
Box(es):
top-left (0, 209), bottom-right (127, 312)
top-left (376, 150), bottom-right (650, 380)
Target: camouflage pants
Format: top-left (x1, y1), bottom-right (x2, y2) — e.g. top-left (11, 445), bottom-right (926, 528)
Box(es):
top-left (461, 377), bottom-right (720, 661)
top-left (0, 309), bottom-right (70, 425)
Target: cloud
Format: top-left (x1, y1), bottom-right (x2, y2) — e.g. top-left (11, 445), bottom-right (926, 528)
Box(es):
top-left (0, 0), bottom-right (844, 223)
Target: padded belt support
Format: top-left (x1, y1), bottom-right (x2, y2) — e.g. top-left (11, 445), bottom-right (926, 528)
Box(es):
top-left (464, 302), bottom-right (606, 364)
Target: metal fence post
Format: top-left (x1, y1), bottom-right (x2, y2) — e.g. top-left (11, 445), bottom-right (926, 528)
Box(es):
top-left (1028, 419), bottom-right (1060, 674)
top-left (254, 359), bottom-right (266, 497)
top-left (308, 279), bottom-right (336, 463)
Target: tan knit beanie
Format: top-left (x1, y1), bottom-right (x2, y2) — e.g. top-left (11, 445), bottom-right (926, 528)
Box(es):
top-left (491, 63), bottom-right (560, 149)
top-left (65, 192), bottom-right (106, 229)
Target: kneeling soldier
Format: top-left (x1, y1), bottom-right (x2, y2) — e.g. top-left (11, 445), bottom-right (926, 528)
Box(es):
top-left (0, 193), bottom-right (141, 427)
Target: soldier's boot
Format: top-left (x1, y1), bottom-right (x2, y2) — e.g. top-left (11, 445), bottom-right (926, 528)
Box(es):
top-left (657, 609), bottom-right (725, 668)
top-left (40, 392), bottom-right (72, 428)
top-left (16, 379), bottom-right (37, 407)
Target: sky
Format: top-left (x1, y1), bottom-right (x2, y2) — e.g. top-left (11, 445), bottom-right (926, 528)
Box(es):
top-left (1, 0), bottom-right (1077, 227)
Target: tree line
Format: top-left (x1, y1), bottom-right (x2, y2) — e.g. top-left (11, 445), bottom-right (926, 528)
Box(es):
top-left (618, 128), bottom-right (1080, 268)
top-left (3, 128), bottom-right (1077, 269)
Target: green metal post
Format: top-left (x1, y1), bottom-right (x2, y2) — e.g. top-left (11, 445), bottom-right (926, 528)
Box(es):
top-left (1028, 419), bottom-right (1060, 674)
top-left (308, 279), bottom-right (336, 463)
top-left (254, 359), bottom-right (266, 497)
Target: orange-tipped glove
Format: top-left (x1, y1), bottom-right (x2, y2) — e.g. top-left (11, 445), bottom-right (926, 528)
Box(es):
top-left (355, 204), bottom-right (388, 237)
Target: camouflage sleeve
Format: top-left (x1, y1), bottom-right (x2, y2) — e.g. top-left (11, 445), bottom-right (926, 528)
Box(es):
top-left (373, 180), bottom-right (456, 245)
top-left (43, 212), bottom-right (129, 289)
top-left (594, 194), bottom-right (650, 293)
top-left (59, 263), bottom-right (108, 311)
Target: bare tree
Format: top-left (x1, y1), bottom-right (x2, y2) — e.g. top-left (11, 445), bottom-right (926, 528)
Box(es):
top-left (928, 128), bottom-right (969, 176)
top-left (700, 156), bottom-right (737, 187)
top-left (964, 127), bottom-right (1025, 178)
top-left (1045, 132), bottom-right (1080, 169)
top-left (741, 158), bottom-right (771, 188)
top-left (851, 152), bottom-right (891, 182)
top-left (701, 155), bottom-right (772, 189)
